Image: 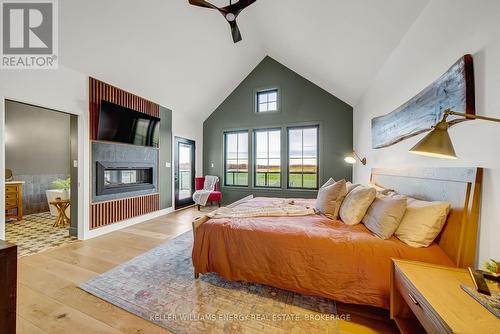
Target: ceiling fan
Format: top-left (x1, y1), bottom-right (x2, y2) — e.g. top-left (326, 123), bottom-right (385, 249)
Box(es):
top-left (188, 0), bottom-right (256, 43)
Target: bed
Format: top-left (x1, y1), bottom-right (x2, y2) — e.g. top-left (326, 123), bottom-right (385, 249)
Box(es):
top-left (191, 168), bottom-right (483, 309)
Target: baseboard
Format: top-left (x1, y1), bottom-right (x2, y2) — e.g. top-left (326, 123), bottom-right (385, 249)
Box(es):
top-left (69, 226), bottom-right (78, 238)
top-left (82, 207), bottom-right (174, 240)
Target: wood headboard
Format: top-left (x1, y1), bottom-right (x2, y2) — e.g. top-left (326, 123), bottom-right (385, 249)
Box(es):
top-left (370, 168), bottom-right (483, 268)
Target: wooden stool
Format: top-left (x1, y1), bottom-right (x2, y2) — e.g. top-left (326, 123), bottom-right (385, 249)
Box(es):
top-left (50, 199), bottom-right (71, 228)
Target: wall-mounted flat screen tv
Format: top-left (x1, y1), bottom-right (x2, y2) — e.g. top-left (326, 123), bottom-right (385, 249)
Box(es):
top-left (97, 100), bottom-right (160, 148)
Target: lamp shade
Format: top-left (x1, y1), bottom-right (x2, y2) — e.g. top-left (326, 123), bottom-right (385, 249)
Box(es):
top-left (344, 156), bottom-right (357, 164)
top-left (409, 120), bottom-right (457, 159)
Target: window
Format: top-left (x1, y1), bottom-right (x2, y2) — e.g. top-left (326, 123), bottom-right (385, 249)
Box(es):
top-left (254, 129), bottom-right (281, 188)
top-left (256, 89), bottom-right (278, 113)
top-left (288, 126), bottom-right (319, 189)
top-left (224, 131), bottom-right (249, 186)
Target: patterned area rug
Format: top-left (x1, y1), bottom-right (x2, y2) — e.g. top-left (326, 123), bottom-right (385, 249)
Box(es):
top-left (6, 212), bottom-right (77, 257)
top-left (80, 232), bottom-right (339, 334)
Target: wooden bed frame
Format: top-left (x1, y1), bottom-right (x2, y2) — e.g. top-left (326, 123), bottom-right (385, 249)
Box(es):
top-left (192, 167), bottom-right (483, 278)
top-left (370, 167), bottom-right (482, 268)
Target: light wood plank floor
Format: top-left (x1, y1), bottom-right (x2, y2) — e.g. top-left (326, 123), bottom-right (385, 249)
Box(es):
top-left (16, 206), bottom-right (398, 334)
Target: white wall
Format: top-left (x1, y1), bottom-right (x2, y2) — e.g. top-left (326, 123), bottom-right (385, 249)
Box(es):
top-left (0, 98), bottom-right (5, 240)
top-left (0, 65), bottom-right (90, 239)
top-left (172, 112), bottom-right (203, 177)
top-left (0, 65), bottom-right (204, 240)
top-left (353, 0), bottom-right (500, 263)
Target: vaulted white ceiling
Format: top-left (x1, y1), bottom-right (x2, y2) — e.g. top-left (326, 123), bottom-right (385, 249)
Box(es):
top-left (59, 0), bottom-right (429, 120)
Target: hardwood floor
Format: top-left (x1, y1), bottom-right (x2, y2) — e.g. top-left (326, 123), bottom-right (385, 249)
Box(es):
top-left (16, 206), bottom-right (398, 334)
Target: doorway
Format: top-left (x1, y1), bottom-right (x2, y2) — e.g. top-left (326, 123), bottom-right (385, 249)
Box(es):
top-left (174, 137), bottom-right (195, 209)
top-left (2, 100), bottom-right (78, 256)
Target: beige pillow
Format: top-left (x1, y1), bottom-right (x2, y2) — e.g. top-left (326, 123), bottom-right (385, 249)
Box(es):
top-left (395, 197), bottom-right (451, 247)
top-left (340, 186), bottom-right (376, 225)
top-left (362, 195), bottom-right (407, 239)
top-left (315, 179), bottom-right (347, 219)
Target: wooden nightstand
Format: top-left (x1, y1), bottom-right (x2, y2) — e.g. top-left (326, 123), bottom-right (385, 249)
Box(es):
top-left (390, 259), bottom-right (499, 334)
top-left (5, 181), bottom-right (23, 221)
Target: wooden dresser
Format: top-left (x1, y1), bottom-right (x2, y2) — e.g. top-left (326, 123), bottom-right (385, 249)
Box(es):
top-left (391, 259), bottom-right (499, 334)
top-left (5, 181), bottom-right (23, 221)
top-left (0, 241), bottom-right (17, 334)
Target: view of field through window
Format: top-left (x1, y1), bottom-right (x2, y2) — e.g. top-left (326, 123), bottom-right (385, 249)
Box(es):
top-left (288, 126), bottom-right (318, 189)
top-left (225, 131), bottom-right (249, 186)
top-left (255, 129), bottom-right (281, 187)
top-left (224, 126), bottom-right (319, 189)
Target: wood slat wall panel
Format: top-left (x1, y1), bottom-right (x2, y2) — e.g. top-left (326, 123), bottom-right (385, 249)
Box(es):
top-left (90, 194), bottom-right (160, 230)
top-left (89, 77), bottom-right (161, 230)
top-left (89, 77), bottom-right (160, 140)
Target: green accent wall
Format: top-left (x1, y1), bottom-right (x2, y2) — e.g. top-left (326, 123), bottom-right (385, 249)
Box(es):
top-left (203, 56), bottom-right (353, 204)
top-left (159, 106), bottom-right (173, 209)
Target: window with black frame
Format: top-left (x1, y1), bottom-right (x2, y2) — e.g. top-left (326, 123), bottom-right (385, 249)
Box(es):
top-left (256, 89), bottom-right (278, 113)
top-left (254, 128), bottom-right (281, 188)
top-left (224, 131), bottom-right (249, 186)
top-left (288, 126), bottom-right (319, 189)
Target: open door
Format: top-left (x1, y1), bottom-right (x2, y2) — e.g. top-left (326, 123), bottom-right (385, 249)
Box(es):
top-left (174, 137), bottom-right (195, 209)
top-left (0, 97), bottom-right (5, 240)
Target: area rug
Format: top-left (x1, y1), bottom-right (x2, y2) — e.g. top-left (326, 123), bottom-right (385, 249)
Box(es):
top-left (79, 231), bottom-right (339, 334)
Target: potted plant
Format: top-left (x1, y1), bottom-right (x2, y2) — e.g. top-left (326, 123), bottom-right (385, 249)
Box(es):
top-left (52, 177), bottom-right (71, 197)
top-left (46, 177), bottom-right (71, 217)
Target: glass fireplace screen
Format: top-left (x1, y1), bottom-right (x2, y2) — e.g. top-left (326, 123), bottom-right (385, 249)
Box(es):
top-left (96, 163), bottom-right (154, 196)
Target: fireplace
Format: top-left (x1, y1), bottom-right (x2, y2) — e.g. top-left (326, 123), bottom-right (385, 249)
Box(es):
top-left (96, 162), bottom-right (155, 196)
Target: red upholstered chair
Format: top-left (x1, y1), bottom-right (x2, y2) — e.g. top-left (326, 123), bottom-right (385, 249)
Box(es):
top-left (195, 177), bottom-right (222, 210)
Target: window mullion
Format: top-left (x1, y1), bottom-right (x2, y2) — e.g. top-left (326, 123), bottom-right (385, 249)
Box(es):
top-left (267, 131), bottom-right (270, 186)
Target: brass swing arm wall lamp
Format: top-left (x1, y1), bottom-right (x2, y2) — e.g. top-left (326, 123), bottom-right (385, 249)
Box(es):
top-left (409, 108), bottom-right (500, 159)
top-left (344, 151), bottom-right (367, 165)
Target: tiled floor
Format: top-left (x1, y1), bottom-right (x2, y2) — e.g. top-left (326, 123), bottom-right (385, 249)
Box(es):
top-left (5, 212), bottom-right (77, 257)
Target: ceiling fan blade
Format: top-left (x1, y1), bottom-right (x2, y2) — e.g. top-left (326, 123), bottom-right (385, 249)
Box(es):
top-left (188, 0), bottom-right (218, 10)
top-left (229, 20), bottom-right (242, 43)
top-left (221, 0), bottom-right (256, 15)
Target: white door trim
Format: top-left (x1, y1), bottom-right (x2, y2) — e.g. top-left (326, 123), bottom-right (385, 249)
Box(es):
top-left (0, 97), bottom-right (85, 240)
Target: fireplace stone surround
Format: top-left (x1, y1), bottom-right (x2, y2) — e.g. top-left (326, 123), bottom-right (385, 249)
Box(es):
top-left (92, 141), bottom-right (158, 202)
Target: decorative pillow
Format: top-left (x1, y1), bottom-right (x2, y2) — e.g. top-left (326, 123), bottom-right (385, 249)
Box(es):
top-left (369, 182), bottom-right (395, 196)
top-left (315, 179), bottom-right (347, 219)
top-left (362, 195), bottom-right (407, 239)
top-left (346, 181), bottom-right (360, 194)
top-left (395, 197), bottom-right (451, 247)
top-left (321, 178), bottom-right (336, 188)
top-left (339, 186), bottom-right (376, 225)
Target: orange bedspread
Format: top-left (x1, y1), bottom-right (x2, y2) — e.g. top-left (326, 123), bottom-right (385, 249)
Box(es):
top-left (192, 197), bottom-right (454, 309)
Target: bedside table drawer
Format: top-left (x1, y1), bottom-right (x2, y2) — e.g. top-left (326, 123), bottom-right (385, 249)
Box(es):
top-left (5, 192), bottom-right (17, 200)
top-left (5, 185), bottom-right (19, 193)
top-left (394, 266), bottom-right (452, 334)
top-left (5, 198), bottom-right (18, 208)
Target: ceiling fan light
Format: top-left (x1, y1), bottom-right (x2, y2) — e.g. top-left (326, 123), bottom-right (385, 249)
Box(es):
top-left (225, 13), bottom-right (236, 21)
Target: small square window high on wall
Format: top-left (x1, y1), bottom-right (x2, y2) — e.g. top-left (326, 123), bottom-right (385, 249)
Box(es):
top-left (256, 89), bottom-right (278, 113)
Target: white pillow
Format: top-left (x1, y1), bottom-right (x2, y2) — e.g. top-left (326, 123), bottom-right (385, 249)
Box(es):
top-left (340, 186), bottom-right (376, 225)
top-left (321, 178), bottom-right (335, 188)
top-left (362, 195), bottom-right (407, 239)
top-left (395, 197), bottom-right (451, 247)
top-left (346, 181), bottom-right (361, 194)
